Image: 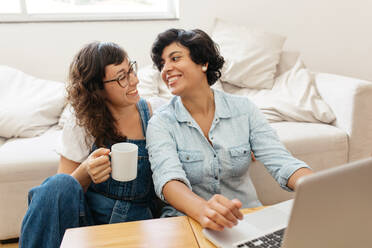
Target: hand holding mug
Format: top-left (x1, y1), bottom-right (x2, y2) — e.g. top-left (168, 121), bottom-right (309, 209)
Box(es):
top-left (84, 148), bottom-right (111, 184)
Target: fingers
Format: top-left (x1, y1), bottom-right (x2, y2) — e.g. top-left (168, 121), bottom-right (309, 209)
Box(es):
top-left (202, 195), bottom-right (243, 231)
top-left (230, 199), bottom-right (244, 220)
top-left (200, 215), bottom-right (225, 231)
top-left (214, 195), bottom-right (243, 221)
top-left (251, 151), bottom-right (256, 161)
top-left (90, 148), bottom-right (110, 158)
top-left (208, 200), bottom-right (238, 227)
top-left (85, 149), bottom-right (111, 183)
top-left (91, 164), bottom-right (112, 184)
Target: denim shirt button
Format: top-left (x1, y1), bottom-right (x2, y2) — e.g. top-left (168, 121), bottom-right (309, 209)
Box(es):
top-left (214, 154), bottom-right (217, 158)
top-left (215, 175), bottom-right (218, 180)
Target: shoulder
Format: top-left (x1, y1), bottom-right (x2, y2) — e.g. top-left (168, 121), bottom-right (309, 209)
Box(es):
top-left (146, 96), bottom-right (169, 115)
top-left (148, 96), bottom-right (178, 124)
top-left (60, 111), bottom-right (94, 162)
top-left (214, 89), bottom-right (257, 116)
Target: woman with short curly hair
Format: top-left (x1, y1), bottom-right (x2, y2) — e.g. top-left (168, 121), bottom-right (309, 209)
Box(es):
top-left (147, 28), bottom-right (313, 231)
top-left (20, 41), bottom-right (164, 248)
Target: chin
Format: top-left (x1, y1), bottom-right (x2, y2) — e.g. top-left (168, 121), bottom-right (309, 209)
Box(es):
top-left (169, 86), bottom-right (184, 96)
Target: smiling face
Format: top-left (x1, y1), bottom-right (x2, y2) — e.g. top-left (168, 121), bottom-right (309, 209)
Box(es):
top-left (103, 59), bottom-right (140, 108)
top-left (160, 42), bottom-right (207, 96)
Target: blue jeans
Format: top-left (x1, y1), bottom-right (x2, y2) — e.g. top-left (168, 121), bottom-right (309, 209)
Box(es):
top-left (20, 174), bottom-right (160, 248)
top-left (20, 174), bottom-right (90, 248)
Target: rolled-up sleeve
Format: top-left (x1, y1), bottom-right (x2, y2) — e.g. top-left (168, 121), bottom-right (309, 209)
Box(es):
top-left (146, 115), bottom-right (192, 201)
top-left (248, 102), bottom-right (311, 191)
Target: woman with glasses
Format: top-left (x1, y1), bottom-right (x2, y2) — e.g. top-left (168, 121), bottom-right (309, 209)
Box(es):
top-left (20, 41), bottom-right (165, 248)
top-left (146, 29), bottom-right (313, 232)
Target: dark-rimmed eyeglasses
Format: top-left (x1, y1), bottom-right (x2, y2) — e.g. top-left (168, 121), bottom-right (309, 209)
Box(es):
top-left (103, 61), bottom-right (137, 88)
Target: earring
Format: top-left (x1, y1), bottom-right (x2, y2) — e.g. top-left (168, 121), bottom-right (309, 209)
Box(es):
top-left (202, 66), bottom-right (207, 72)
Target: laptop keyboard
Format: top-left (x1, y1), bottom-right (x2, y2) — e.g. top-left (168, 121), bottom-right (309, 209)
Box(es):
top-left (234, 228), bottom-right (285, 248)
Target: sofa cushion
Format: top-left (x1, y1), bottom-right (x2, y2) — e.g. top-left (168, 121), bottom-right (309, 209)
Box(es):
top-left (211, 19), bottom-right (286, 89)
top-left (250, 122), bottom-right (348, 205)
top-left (221, 58), bottom-right (336, 124)
top-left (271, 122), bottom-right (348, 165)
top-left (0, 65), bottom-right (66, 138)
top-left (0, 128), bottom-right (61, 182)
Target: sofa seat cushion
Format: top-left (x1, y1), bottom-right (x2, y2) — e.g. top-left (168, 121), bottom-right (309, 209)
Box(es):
top-left (270, 122), bottom-right (348, 169)
top-left (271, 122), bottom-right (347, 155)
top-left (250, 122), bottom-right (348, 205)
top-left (0, 128), bottom-right (61, 183)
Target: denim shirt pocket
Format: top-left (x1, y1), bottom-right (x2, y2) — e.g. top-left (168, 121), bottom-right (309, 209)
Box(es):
top-left (228, 144), bottom-right (251, 177)
top-left (178, 150), bottom-right (205, 185)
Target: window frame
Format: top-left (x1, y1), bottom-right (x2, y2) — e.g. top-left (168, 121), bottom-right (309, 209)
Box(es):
top-left (0, 0), bottom-right (179, 23)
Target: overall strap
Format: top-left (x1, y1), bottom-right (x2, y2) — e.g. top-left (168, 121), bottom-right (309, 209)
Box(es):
top-left (136, 98), bottom-right (151, 137)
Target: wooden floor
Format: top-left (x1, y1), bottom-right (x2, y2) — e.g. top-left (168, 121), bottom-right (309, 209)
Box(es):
top-left (0, 240), bottom-right (18, 248)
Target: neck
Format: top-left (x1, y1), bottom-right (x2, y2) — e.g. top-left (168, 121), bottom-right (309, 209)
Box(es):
top-left (107, 103), bottom-right (138, 123)
top-left (181, 86), bottom-right (215, 116)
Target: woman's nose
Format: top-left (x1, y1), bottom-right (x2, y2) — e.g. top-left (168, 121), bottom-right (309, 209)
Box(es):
top-left (128, 73), bottom-right (139, 86)
top-left (162, 61), bottom-right (173, 73)
top-left (161, 62), bottom-right (173, 80)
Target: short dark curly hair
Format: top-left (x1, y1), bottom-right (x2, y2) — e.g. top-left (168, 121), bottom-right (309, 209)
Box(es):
top-left (151, 28), bottom-right (225, 86)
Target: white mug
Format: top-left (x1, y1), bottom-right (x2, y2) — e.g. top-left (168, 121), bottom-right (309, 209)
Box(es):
top-left (110, 142), bottom-right (138, 182)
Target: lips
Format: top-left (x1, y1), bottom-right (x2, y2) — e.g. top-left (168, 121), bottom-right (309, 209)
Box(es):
top-left (127, 89), bottom-right (138, 96)
top-left (166, 75), bottom-right (181, 86)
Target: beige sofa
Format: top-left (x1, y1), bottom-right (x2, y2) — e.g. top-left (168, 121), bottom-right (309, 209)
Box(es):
top-left (250, 73), bottom-right (372, 204)
top-left (1, 66), bottom-right (372, 241)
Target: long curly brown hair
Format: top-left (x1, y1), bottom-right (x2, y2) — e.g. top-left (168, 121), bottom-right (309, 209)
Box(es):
top-left (67, 41), bottom-right (128, 148)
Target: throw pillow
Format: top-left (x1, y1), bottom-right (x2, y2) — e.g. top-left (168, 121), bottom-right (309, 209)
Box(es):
top-left (220, 58), bottom-right (336, 124)
top-left (211, 19), bottom-right (286, 89)
top-left (0, 65), bottom-right (66, 138)
top-left (137, 65), bottom-right (173, 100)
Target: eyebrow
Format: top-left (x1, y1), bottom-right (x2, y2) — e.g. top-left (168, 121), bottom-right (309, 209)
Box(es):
top-left (168, 51), bottom-right (182, 57)
top-left (162, 51), bottom-right (182, 61)
top-left (115, 67), bottom-right (129, 76)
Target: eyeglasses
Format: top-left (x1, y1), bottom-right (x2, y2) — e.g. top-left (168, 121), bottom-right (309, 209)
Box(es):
top-left (103, 61), bottom-right (138, 88)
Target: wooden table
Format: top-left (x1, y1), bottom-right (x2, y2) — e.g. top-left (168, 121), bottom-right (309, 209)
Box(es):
top-left (60, 216), bottom-right (199, 248)
top-left (60, 207), bottom-right (265, 248)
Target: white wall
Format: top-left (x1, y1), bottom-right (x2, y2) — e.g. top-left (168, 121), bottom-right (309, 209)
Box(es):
top-left (1, 0), bottom-right (371, 82)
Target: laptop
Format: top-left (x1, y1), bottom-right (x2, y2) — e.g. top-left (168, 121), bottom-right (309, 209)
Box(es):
top-left (202, 157), bottom-right (372, 248)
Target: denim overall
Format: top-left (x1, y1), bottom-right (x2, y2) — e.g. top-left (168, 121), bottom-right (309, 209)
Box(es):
top-left (20, 98), bottom-right (160, 248)
top-left (86, 98), bottom-right (159, 224)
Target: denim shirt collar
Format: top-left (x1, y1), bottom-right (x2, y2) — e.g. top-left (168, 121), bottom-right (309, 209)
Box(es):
top-left (174, 89), bottom-right (232, 123)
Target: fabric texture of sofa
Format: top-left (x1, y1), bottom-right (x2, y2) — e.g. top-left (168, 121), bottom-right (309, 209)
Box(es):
top-left (1, 21), bottom-right (372, 240)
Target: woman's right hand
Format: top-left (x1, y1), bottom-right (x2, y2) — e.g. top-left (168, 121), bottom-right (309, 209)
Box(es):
top-left (198, 194), bottom-right (243, 231)
top-left (83, 148), bottom-right (111, 184)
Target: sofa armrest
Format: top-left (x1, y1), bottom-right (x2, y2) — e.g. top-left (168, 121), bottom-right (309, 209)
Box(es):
top-left (314, 73), bottom-right (372, 162)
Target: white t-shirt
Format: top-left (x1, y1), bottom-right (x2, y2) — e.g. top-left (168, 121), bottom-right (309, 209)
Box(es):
top-left (58, 97), bottom-right (168, 163)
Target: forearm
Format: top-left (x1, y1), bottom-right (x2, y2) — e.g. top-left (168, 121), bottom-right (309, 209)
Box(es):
top-left (287, 167), bottom-right (313, 190)
top-left (70, 163), bottom-right (92, 191)
top-left (57, 156), bottom-right (92, 191)
top-left (163, 180), bottom-right (207, 221)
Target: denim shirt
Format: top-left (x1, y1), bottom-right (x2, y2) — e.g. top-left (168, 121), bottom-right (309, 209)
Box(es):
top-left (146, 89), bottom-right (310, 208)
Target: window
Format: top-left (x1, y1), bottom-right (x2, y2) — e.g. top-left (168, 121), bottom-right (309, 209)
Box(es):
top-left (0, 0), bottom-right (179, 22)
